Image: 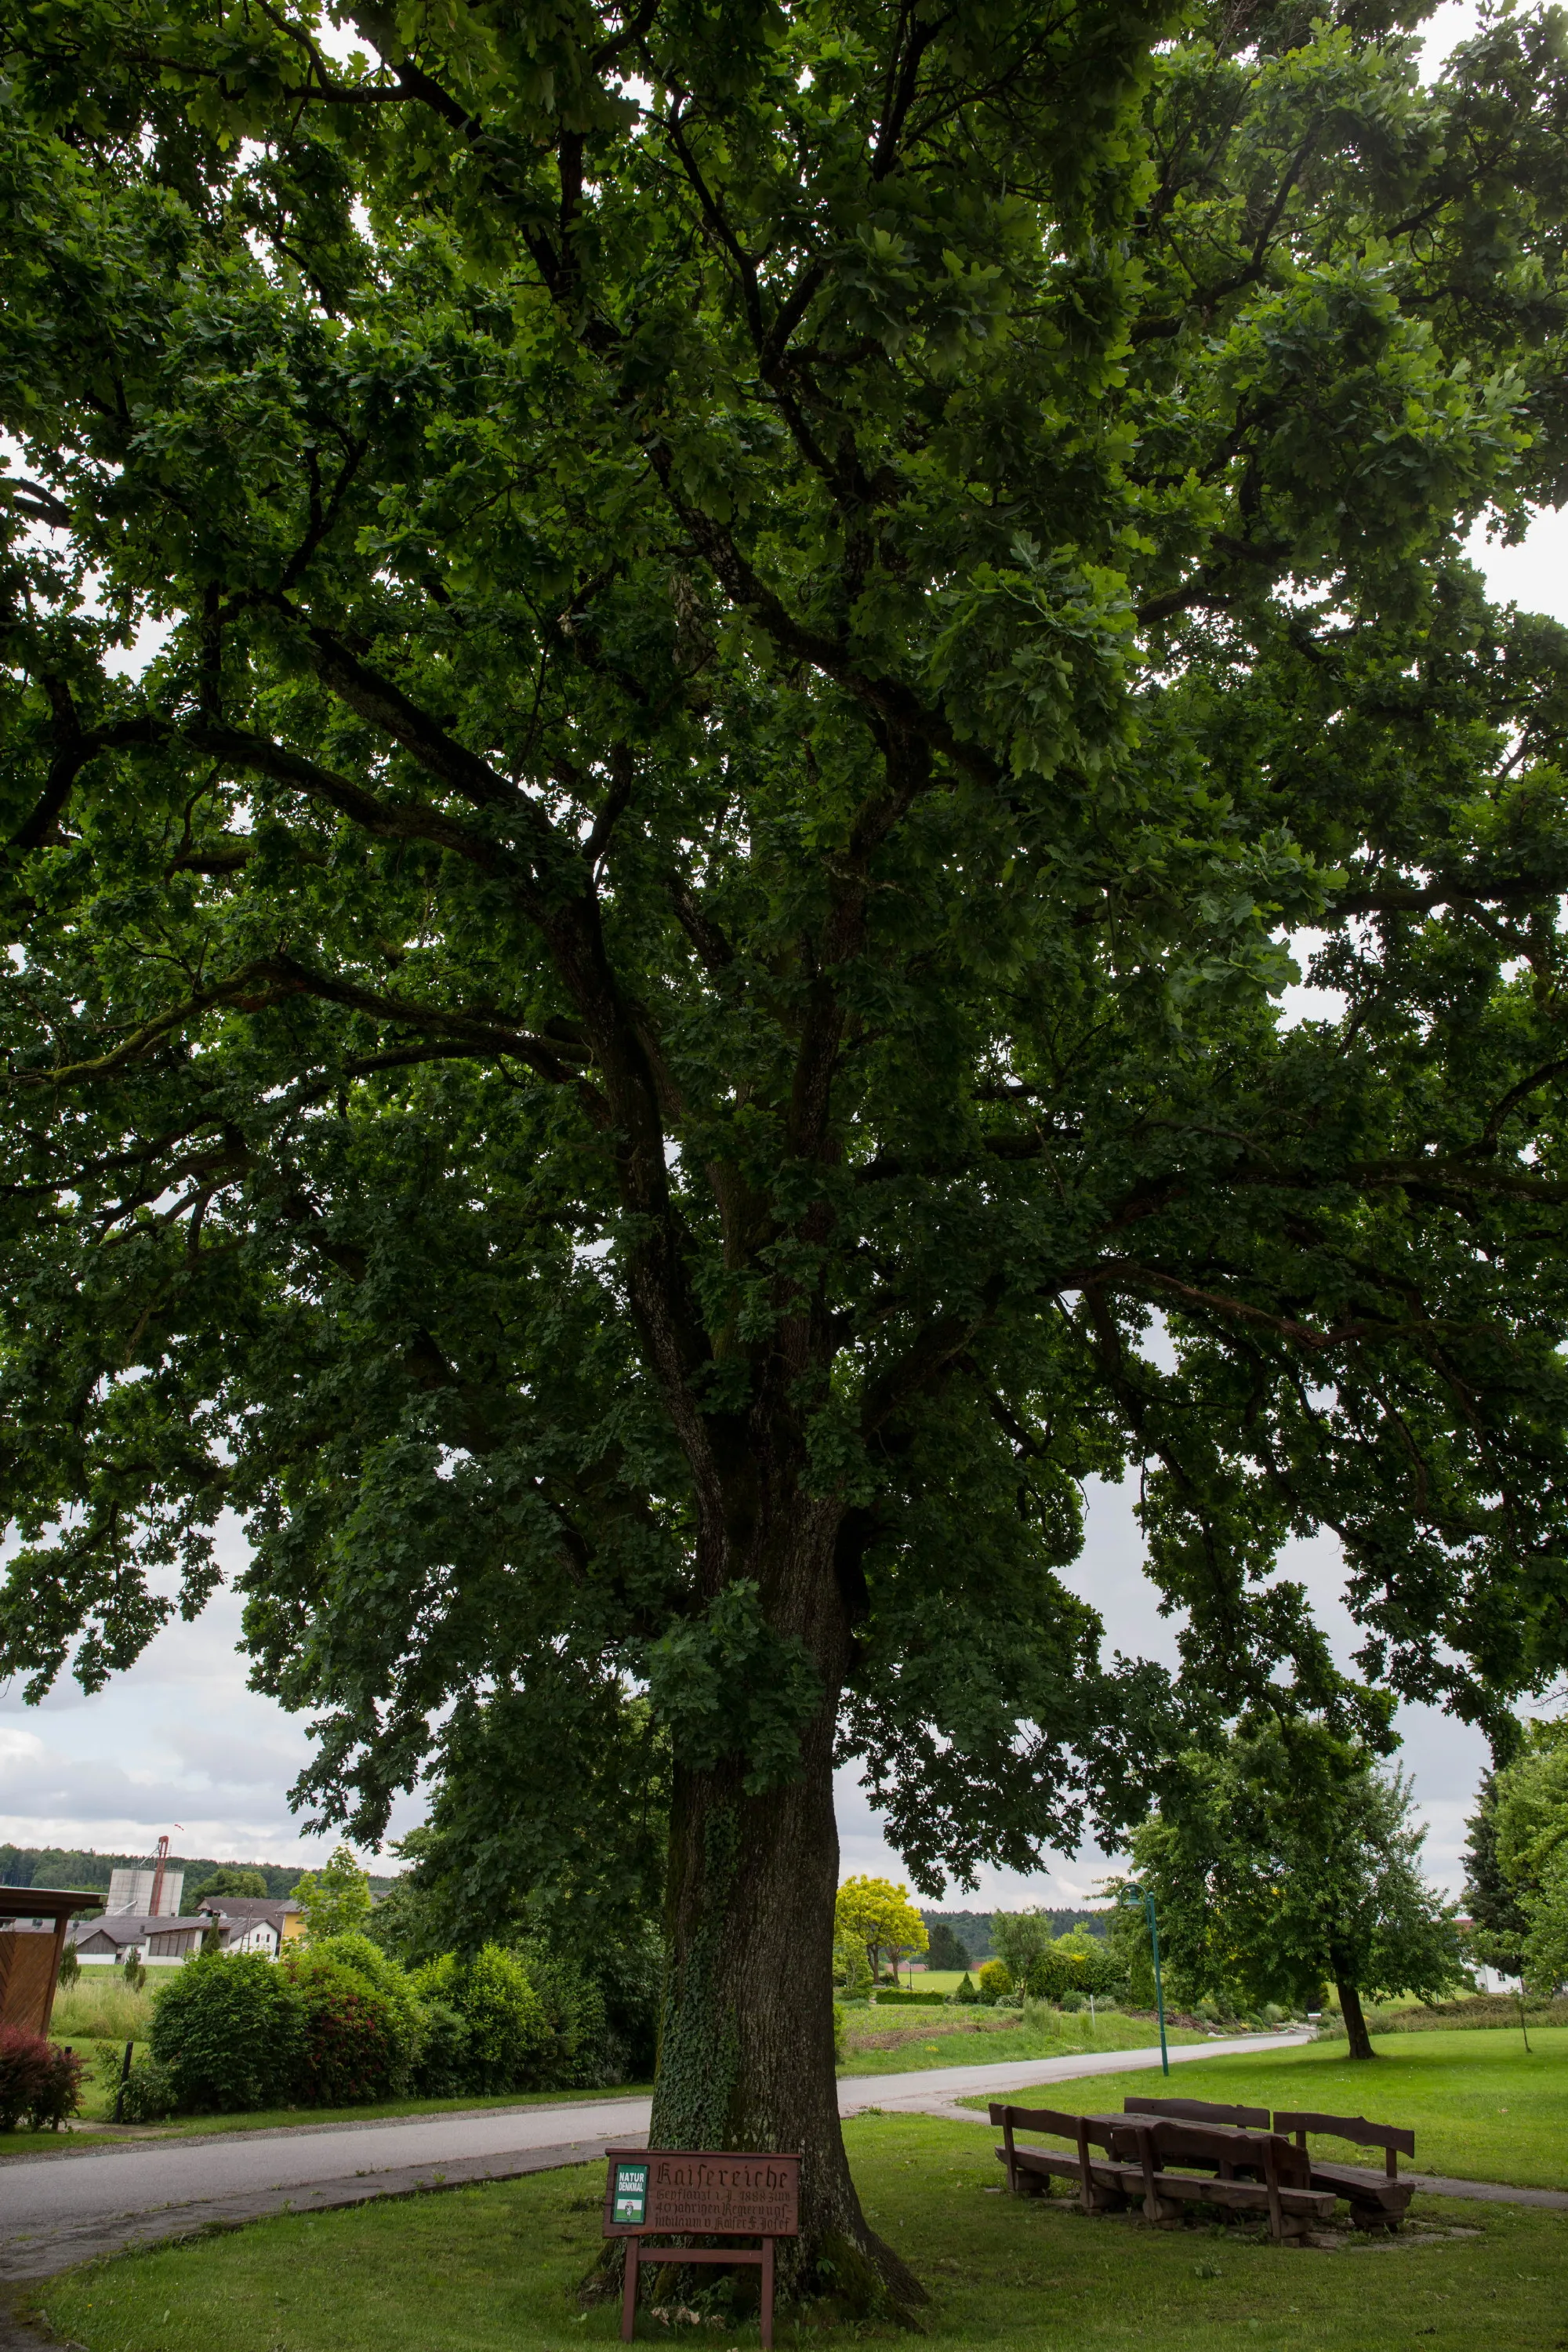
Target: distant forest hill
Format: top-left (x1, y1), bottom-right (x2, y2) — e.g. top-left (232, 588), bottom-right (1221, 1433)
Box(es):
top-left (920, 1909), bottom-right (1111, 1962)
top-left (0, 1843), bottom-right (397, 1902)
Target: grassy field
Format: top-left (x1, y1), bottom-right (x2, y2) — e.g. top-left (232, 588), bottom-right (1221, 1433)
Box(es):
top-left (958, 2027), bottom-right (1568, 2190)
top-left (840, 2002), bottom-right (1211, 2074)
top-left (30, 2111), bottom-right (1567, 2352)
top-left (52, 1975), bottom-right (162, 2047)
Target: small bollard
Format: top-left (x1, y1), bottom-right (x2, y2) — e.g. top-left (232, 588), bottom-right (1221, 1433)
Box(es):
top-left (112, 2038), bottom-right (134, 2123)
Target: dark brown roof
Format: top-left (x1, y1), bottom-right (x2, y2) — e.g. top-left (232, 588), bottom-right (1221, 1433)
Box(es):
top-left (0, 1886), bottom-right (103, 1922)
top-left (195, 1895), bottom-right (299, 1920)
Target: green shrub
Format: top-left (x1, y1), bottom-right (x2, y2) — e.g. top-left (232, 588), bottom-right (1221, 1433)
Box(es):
top-left (526, 1953), bottom-right (611, 2089)
top-left (150, 1952), bottom-right (306, 2112)
top-left (286, 1932), bottom-right (426, 2102)
top-left (953, 1972), bottom-right (978, 2005)
top-left (1060, 1988), bottom-right (1086, 2013)
top-left (284, 1940), bottom-right (422, 2107)
top-left (589, 1926), bottom-right (664, 2083)
top-left (1024, 1933), bottom-right (1123, 2005)
top-left (869, 1989), bottom-right (949, 2005)
top-left (411, 1946), bottom-right (548, 2093)
top-left (117, 2056), bottom-right (177, 2123)
top-left (411, 1998), bottom-right (472, 2096)
top-left (833, 2002), bottom-right (845, 2064)
top-left (978, 1960), bottom-right (1011, 2005)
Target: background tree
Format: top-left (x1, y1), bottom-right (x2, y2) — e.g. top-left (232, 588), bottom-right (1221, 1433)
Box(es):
top-left (294, 1846), bottom-right (373, 1945)
top-left (833, 1876), bottom-right (927, 1984)
top-left (1025, 1930), bottom-right (1122, 2004)
top-left (5, 0), bottom-right (1568, 2299)
top-left (989, 1909), bottom-right (1056, 1988)
top-left (922, 1919), bottom-right (971, 1973)
top-left (1492, 1720), bottom-right (1568, 1893)
top-left (1485, 1715), bottom-right (1568, 1991)
top-left (1461, 1771), bottom-right (1532, 1979)
top-left (1125, 1716), bottom-right (1465, 2057)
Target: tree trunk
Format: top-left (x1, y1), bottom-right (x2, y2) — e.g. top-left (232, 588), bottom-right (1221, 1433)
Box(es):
top-left (647, 1639), bottom-right (924, 2316)
top-left (1336, 1976), bottom-right (1376, 2061)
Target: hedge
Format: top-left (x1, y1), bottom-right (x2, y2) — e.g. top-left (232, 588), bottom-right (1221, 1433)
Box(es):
top-left (411, 1945), bottom-right (549, 2092)
top-left (285, 1933), bottom-right (426, 2103)
top-left (151, 1952), bottom-right (306, 2112)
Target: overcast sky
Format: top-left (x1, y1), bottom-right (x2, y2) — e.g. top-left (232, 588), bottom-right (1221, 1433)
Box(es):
top-left (2, 3), bottom-right (1559, 1900)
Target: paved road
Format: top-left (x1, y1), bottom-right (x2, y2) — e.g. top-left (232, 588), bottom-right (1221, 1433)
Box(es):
top-left (0, 2031), bottom-right (1299, 2249)
top-left (837, 2029), bottom-right (1309, 2114)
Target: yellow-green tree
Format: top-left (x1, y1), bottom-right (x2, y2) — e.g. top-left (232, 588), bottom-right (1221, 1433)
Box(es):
top-left (834, 1877), bottom-right (928, 1984)
top-left (293, 1845), bottom-right (372, 1944)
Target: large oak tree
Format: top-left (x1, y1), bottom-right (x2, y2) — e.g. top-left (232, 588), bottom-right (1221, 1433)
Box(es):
top-left (5, 0), bottom-right (1568, 2302)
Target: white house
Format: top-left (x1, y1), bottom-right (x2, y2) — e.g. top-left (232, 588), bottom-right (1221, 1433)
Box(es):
top-left (71, 1913), bottom-right (209, 1965)
top-left (71, 1894), bottom-right (307, 1965)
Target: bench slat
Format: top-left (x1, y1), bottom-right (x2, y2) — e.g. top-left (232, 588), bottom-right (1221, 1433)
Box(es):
top-left (996, 2144), bottom-right (1334, 2221)
top-left (1124, 2095), bottom-right (1269, 2129)
top-left (1273, 2109), bottom-right (1415, 2159)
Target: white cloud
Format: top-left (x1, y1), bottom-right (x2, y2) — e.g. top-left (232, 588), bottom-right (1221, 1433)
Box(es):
top-left (1, 1520), bottom-right (422, 1867)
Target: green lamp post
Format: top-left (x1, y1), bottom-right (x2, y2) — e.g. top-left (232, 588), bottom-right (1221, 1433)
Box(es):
top-left (1120, 1882), bottom-right (1170, 2076)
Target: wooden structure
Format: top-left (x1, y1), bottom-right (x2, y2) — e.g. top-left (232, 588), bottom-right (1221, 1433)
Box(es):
top-left (989, 2102), bottom-right (1336, 2243)
top-left (0, 1888), bottom-right (103, 2034)
top-left (1125, 2094), bottom-right (1269, 2129)
top-left (1129, 2096), bottom-right (1415, 2230)
top-left (604, 2147), bottom-right (800, 2348)
top-left (1272, 2107), bottom-right (1415, 2230)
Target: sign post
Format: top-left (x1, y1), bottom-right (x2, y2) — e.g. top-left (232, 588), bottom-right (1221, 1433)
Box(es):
top-left (1118, 1881), bottom-right (1170, 2076)
top-left (603, 2148), bottom-right (801, 2349)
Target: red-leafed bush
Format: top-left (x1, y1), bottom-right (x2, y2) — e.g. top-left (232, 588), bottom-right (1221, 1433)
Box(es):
top-left (284, 1936), bottom-right (423, 2107)
top-left (0, 2029), bottom-right (83, 2131)
top-left (292, 1973), bottom-right (404, 2107)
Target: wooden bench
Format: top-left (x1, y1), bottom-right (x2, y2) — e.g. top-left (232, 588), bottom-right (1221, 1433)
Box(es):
top-left (1124, 2095), bottom-right (1269, 2129)
top-left (989, 2104), bottom-right (1336, 2242)
top-left (1272, 2108), bottom-right (1416, 2230)
top-left (990, 2103), bottom-right (1148, 2214)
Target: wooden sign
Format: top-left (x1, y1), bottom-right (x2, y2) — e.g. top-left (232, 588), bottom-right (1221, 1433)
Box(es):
top-left (604, 2150), bottom-right (800, 2238)
top-left (604, 2148), bottom-right (801, 2349)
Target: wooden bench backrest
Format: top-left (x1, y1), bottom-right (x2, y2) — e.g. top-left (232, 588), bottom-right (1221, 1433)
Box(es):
top-left (1272, 2109), bottom-right (1415, 2159)
top-left (989, 2102), bottom-right (1117, 2152)
top-left (1125, 2095), bottom-right (1270, 2129)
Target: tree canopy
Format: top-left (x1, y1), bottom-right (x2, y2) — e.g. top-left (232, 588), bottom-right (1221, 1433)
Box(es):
top-left (834, 1873), bottom-right (928, 1979)
top-left (4, 0), bottom-right (1568, 2286)
top-left (1475, 1713), bottom-right (1568, 1990)
top-left (294, 1844), bottom-right (374, 1943)
top-left (1123, 1713), bottom-right (1465, 2054)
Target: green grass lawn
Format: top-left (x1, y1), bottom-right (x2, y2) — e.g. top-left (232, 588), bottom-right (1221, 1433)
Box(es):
top-left (31, 2112), bottom-right (1568, 2352)
top-left (841, 2005), bottom-right (1211, 2074)
top-left (958, 2027), bottom-right (1568, 2190)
